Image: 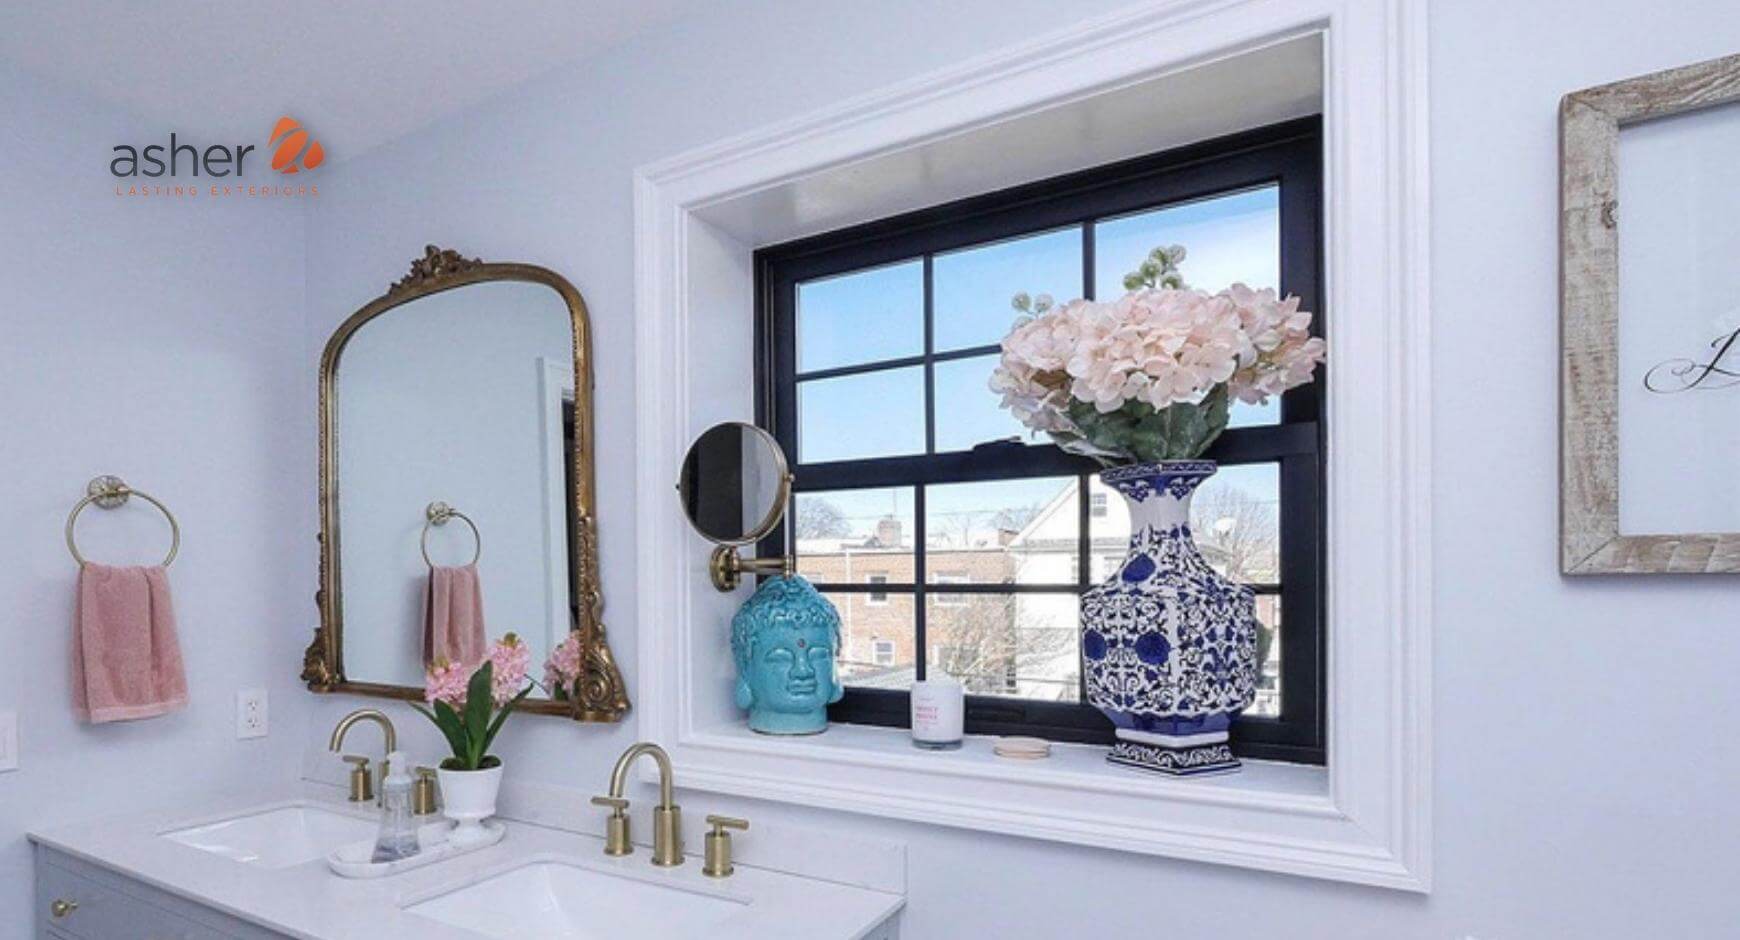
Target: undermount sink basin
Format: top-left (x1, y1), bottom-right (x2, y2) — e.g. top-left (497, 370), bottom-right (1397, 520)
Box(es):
top-left (406, 859), bottom-right (748, 938)
top-left (161, 802), bottom-right (377, 869)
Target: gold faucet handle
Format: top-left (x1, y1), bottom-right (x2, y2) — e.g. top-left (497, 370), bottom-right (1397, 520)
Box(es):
top-left (412, 767), bottom-right (440, 815)
top-left (592, 795), bottom-right (632, 856)
top-left (705, 815), bottom-right (749, 833)
top-left (702, 815), bottom-right (748, 877)
top-left (341, 755), bottom-right (374, 802)
top-left (591, 795), bottom-right (629, 814)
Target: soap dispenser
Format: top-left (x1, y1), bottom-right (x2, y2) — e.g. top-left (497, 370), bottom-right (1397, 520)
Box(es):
top-left (370, 751), bottom-right (420, 863)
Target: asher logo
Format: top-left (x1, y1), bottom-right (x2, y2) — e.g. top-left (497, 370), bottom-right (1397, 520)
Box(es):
top-left (111, 115), bottom-right (326, 199)
top-left (110, 115), bottom-right (325, 179)
top-left (268, 116), bottom-right (324, 174)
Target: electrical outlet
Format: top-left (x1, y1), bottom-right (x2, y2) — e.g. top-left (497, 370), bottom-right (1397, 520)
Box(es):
top-left (0, 710), bottom-right (17, 771)
top-left (236, 689), bottom-right (268, 739)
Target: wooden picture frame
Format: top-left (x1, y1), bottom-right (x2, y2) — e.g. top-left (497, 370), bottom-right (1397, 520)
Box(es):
top-left (1560, 53), bottom-right (1740, 574)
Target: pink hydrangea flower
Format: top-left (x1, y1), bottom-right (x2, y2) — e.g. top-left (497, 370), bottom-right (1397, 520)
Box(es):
top-left (486, 634), bottom-right (531, 706)
top-left (544, 632), bottom-right (583, 695)
top-left (989, 273), bottom-right (1324, 462)
top-left (424, 658), bottom-right (469, 707)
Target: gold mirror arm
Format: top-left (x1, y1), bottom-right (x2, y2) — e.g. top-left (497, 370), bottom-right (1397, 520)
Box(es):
top-left (708, 545), bottom-right (795, 592)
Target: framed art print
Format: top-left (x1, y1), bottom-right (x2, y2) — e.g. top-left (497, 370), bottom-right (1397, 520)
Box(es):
top-left (1561, 52), bottom-right (1740, 574)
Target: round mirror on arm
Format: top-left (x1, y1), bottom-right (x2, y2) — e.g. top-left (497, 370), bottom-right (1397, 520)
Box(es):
top-left (678, 422), bottom-right (845, 736)
top-left (677, 422), bottom-right (794, 591)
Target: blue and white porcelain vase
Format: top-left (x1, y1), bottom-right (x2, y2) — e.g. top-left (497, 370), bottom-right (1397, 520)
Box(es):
top-left (1081, 460), bottom-right (1259, 776)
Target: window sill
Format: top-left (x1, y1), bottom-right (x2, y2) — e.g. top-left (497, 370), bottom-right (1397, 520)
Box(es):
top-left (656, 719), bottom-right (1414, 889)
top-left (699, 719), bottom-right (1329, 807)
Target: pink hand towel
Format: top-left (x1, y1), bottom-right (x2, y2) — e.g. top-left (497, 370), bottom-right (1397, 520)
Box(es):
top-left (424, 563), bottom-right (487, 667)
top-left (73, 564), bottom-right (188, 723)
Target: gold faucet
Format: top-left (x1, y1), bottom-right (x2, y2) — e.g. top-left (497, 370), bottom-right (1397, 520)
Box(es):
top-left (593, 742), bottom-right (683, 866)
top-left (329, 708), bottom-right (397, 805)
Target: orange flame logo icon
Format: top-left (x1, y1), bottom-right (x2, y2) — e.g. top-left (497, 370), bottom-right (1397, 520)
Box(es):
top-left (268, 116), bottom-right (325, 174)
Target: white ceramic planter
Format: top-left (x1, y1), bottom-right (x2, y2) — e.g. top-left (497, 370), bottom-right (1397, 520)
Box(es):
top-left (437, 765), bottom-right (502, 848)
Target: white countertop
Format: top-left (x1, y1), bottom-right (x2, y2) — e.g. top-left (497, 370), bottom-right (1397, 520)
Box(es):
top-left (29, 791), bottom-right (904, 940)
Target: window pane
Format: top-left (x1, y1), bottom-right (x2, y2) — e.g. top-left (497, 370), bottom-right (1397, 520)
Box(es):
top-left (1191, 464), bottom-right (1281, 584)
top-left (925, 477), bottom-right (1078, 586)
top-left (933, 353), bottom-right (1033, 452)
top-left (798, 366), bottom-right (925, 463)
top-left (1088, 463), bottom-right (1279, 584)
top-left (797, 260), bottom-right (923, 372)
top-left (1094, 187), bottom-right (1279, 295)
top-left (934, 227), bottom-right (1082, 352)
top-left (827, 590), bottom-right (916, 688)
top-left (1249, 593), bottom-right (1281, 718)
top-left (927, 594), bottom-right (1080, 703)
top-left (795, 487), bottom-right (915, 584)
top-left (1094, 187), bottom-right (1282, 427)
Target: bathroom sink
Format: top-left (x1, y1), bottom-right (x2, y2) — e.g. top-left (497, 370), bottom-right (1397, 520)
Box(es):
top-left (160, 802), bottom-right (377, 869)
top-left (405, 859), bottom-right (748, 938)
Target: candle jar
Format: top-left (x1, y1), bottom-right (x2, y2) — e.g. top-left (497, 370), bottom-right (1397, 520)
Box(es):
top-left (910, 676), bottom-right (964, 750)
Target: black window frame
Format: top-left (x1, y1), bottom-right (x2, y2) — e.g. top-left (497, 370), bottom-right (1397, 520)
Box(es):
top-left (754, 116), bottom-right (1325, 765)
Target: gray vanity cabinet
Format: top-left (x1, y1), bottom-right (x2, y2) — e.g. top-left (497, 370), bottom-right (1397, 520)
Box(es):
top-left (35, 847), bottom-right (288, 940)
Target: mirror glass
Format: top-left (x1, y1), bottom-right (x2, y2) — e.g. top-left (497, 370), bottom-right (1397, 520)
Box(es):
top-left (335, 279), bottom-right (578, 695)
top-left (678, 423), bottom-right (788, 544)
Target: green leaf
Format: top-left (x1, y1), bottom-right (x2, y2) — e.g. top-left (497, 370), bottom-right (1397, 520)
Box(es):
top-left (420, 701), bottom-right (470, 767)
top-left (478, 684), bottom-right (534, 760)
top-left (463, 662), bottom-right (494, 768)
top-left (1069, 386), bottom-right (1230, 462)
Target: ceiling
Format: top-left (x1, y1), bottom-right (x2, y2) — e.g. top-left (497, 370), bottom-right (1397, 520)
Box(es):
top-left (1, 0), bottom-right (705, 159)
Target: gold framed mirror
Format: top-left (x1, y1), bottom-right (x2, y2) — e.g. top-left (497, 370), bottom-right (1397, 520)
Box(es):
top-left (302, 245), bottom-right (629, 721)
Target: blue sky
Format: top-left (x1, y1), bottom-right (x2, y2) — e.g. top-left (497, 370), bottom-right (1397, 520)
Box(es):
top-left (796, 186), bottom-right (1282, 465)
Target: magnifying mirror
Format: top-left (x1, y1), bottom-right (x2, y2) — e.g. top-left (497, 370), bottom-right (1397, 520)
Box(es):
top-left (677, 422), bottom-right (795, 591)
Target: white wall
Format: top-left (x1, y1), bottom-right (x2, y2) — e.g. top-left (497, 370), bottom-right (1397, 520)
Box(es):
top-left (0, 66), bottom-right (317, 925)
top-left (290, 1), bottom-right (1740, 936)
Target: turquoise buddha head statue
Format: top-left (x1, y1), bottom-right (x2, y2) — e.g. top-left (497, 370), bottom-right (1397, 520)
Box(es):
top-left (731, 575), bottom-right (843, 735)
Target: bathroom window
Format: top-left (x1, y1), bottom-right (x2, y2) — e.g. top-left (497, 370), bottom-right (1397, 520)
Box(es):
top-left (757, 118), bottom-right (1324, 764)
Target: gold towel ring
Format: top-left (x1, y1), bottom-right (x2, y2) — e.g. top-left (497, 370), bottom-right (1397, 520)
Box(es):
top-left (421, 501), bottom-right (481, 567)
top-left (65, 475), bottom-right (180, 567)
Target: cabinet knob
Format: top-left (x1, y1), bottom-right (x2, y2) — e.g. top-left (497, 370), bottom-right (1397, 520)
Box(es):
top-left (50, 898), bottom-right (78, 918)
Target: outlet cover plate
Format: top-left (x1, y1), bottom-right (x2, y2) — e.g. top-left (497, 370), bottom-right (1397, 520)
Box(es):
top-left (236, 689), bottom-right (268, 739)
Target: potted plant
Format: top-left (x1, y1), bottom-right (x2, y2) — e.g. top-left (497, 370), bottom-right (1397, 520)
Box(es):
top-left (413, 634), bottom-right (534, 844)
top-left (991, 246), bottom-right (1325, 775)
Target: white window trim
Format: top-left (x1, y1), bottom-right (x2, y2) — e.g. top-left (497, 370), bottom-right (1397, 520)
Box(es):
top-left (871, 640), bottom-right (897, 667)
top-left (634, 0), bottom-right (1431, 892)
